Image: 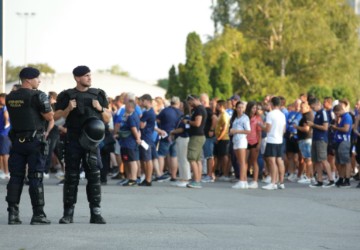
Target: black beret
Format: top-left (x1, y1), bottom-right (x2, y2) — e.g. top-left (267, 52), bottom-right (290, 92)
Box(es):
top-left (19, 67), bottom-right (40, 79)
top-left (73, 65), bottom-right (91, 77)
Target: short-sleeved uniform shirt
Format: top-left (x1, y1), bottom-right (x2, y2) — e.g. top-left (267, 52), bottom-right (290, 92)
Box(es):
top-left (335, 112), bottom-right (352, 143)
top-left (140, 108), bottom-right (156, 146)
top-left (119, 112), bottom-right (140, 149)
top-left (156, 106), bottom-right (182, 135)
top-left (313, 109), bottom-right (328, 142)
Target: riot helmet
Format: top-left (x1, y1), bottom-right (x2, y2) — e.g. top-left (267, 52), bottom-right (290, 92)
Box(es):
top-left (79, 117), bottom-right (105, 150)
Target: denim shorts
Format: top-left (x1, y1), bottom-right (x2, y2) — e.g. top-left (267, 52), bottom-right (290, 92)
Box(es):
top-left (298, 139), bottom-right (312, 159)
top-left (157, 139), bottom-right (176, 157)
top-left (203, 137), bottom-right (215, 159)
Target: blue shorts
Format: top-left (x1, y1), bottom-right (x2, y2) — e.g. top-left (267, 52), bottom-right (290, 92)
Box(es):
top-left (203, 137), bottom-right (215, 159)
top-left (121, 147), bottom-right (139, 163)
top-left (157, 139), bottom-right (176, 157)
top-left (298, 139), bottom-right (312, 159)
top-left (140, 144), bottom-right (158, 161)
top-left (0, 135), bottom-right (11, 155)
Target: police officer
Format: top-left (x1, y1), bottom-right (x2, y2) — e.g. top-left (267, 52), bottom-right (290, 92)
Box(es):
top-left (54, 66), bottom-right (111, 224)
top-left (6, 67), bottom-right (54, 225)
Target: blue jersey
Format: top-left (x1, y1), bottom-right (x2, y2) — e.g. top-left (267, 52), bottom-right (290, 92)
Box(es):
top-left (313, 109), bottom-right (328, 142)
top-left (118, 112), bottom-right (140, 149)
top-left (140, 108), bottom-right (156, 145)
top-left (334, 112), bottom-right (352, 143)
top-left (285, 111), bottom-right (302, 138)
top-left (0, 106), bottom-right (10, 136)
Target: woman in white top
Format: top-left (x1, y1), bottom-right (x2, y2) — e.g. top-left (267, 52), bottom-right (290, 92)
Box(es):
top-left (229, 101), bottom-right (251, 189)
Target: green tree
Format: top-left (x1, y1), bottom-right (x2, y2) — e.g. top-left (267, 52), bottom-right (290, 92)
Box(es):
top-left (307, 85), bottom-right (332, 100)
top-left (185, 32), bottom-right (212, 96)
top-left (208, 0), bottom-right (360, 102)
top-left (157, 78), bottom-right (169, 90)
top-left (333, 86), bottom-right (354, 102)
top-left (177, 63), bottom-right (188, 99)
top-left (212, 52), bottom-right (233, 99)
top-left (165, 65), bottom-right (179, 98)
top-left (6, 61), bottom-right (56, 83)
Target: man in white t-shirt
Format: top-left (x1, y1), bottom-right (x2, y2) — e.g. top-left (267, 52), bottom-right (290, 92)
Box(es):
top-left (260, 96), bottom-right (286, 190)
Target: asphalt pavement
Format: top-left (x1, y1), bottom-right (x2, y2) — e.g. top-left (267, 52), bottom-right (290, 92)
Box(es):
top-left (0, 176), bottom-right (359, 250)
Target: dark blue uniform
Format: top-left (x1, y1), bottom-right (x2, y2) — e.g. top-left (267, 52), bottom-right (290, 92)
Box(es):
top-left (6, 84), bottom-right (52, 225)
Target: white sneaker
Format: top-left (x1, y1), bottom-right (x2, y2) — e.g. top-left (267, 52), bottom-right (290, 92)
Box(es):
top-left (248, 181), bottom-right (258, 189)
top-left (140, 174), bottom-right (146, 183)
top-left (297, 175), bottom-right (311, 184)
top-left (171, 181), bottom-right (188, 188)
top-left (310, 177), bottom-right (317, 184)
top-left (4, 173), bottom-right (10, 179)
top-left (262, 176), bottom-right (271, 184)
top-left (232, 181), bottom-right (248, 189)
top-left (287, 173), bottom-right (298, 182)
top-left (43, 173), bottom-right (50, 179)
top-left (80, 171), bottom-right (85, 180)
top-left (0, 170), bottom-right (5, 180)
top-left (262, 183), bottom-right (278, 190)
top-left (55, 170), bottom-right (65, 180)
top-left (278, 183), bottom-right (285, 189)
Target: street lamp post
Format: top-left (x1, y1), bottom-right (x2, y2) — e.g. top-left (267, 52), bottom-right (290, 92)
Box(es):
top-left (16, 12), bottom-right (36, 66)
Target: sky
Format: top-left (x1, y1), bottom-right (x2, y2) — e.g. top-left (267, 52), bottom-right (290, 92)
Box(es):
top-left (4, 0), bottom-right (214, 83)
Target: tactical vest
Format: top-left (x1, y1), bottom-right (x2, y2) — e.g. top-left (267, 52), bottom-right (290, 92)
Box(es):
top-left (6, 88), bottom-right (45, 132)
top-left (64, 88), bottom-right (103, 131)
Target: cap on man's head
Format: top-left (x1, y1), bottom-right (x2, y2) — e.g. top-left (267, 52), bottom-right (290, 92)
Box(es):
top-left (140, 94), bottom-right (152, 101)
top-left (73, 65), bottom-right (91, 77)
top-left (19, 67), bottom-right (40, 79)
top-left (229, 94), bottom-right (241, 101)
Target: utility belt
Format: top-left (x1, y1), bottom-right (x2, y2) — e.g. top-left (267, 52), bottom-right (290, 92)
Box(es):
top-left (9, 130), bottom-right (44, 143)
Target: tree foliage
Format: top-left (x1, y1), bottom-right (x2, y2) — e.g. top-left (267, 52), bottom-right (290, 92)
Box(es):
top-left (6, 61), bottom-right (56, 83)
top-left (206, 0), bottom-right (360, 102)
top-left (185, 32), bottom-right (212, 96)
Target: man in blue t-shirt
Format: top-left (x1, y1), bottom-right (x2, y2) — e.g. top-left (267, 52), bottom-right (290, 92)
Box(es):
top-left (331, 104), bottom-right (352, 187)
top-left (156, 96), bottom-right (182, 181)
top-left (138, 94), bottom-right (157, 186)
top-left (118, 100), bottom-right (141, 186)
top-left (308, 98), bottom-right (334, 188)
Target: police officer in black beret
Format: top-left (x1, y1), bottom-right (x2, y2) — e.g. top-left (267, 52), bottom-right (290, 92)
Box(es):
top-left (6, 67), bottom-right (54, 225)
top-left (54, 66), bottom-right (111, 224)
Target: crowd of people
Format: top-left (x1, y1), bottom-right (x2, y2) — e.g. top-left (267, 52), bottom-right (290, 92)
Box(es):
top-left (2, 82), bottom-right (360, 191)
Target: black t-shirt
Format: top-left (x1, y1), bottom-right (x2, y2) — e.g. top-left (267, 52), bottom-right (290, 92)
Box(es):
top-left (298, 111), bottom-right (314, 140)
top-left (204, 107), bottom-right (214, 138)
top-left (55, 88), bottom-right (108, 134)
top-left (189, 105), bottom-right (207, 136)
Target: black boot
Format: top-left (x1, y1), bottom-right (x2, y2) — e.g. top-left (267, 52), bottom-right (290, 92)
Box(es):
top-left (31, 207), bottom-right (51, 225)
top-left (6, 181), bottom-right (24, 225)
top-left (59, 206), bottom-right (75, 224)
top-left (59, 171), bottom-right (79, 224)
top-left (28, 172), bottom-right (50, 225)
top-left (87, 170), bottom-right (106, 224)
top-left (90, 207), bottom-right (106, 224)
top-left (8, 205), bottom-right (22, 225)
